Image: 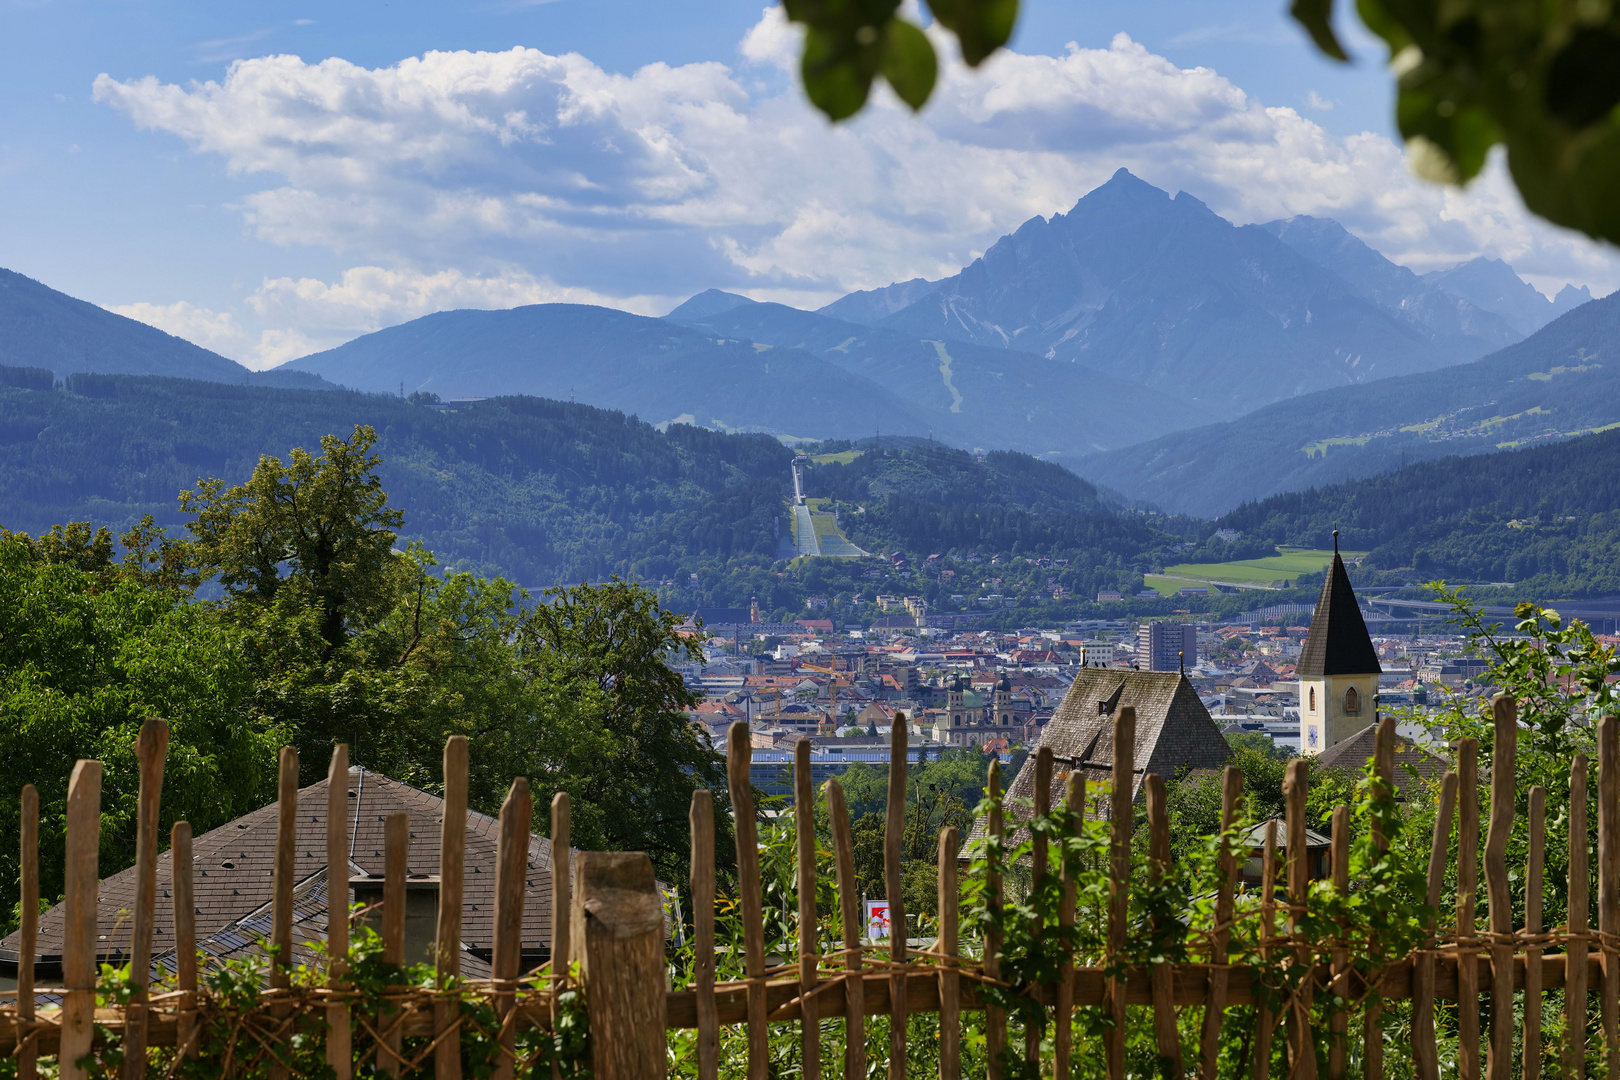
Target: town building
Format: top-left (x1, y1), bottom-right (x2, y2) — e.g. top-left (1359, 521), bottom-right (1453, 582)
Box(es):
top-left (1137, 621), bottom-right (1198, 672)
top-left (1298, 534), bottom-right (1382, 755)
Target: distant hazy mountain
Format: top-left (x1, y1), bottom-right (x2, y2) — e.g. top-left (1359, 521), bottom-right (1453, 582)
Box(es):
top-left (0, 266), bottom-right (249, 382)
top-left (1260, 216), bottom-right (1523, 352)
top-left (1422, 257), bottom-right (1594, 336)
top-left (279, 303), bottom-right (935, 441)
top-left (816, 278), bottom-right (942, 325)
top-left (842, 170), bottom-right (1502, 416)
top-left (1076, 291), bottom-right (1620, 516)
top-left (665, 297), bottom-right (1204, 455)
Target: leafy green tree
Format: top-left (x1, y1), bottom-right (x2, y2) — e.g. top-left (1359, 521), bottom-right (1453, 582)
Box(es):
top-left (182, 425), bottom-right (404, 659)
top-left (510, 578), bottom-right (728, 879)
top-left (0, 530), bottom-right (282, 931)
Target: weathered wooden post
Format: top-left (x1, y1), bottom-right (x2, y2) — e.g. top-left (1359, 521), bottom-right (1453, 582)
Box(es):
top-left (571, 851), bottom-right (667, 1080)
top-left (60, 760), bottom-right (102, 1080)
top-left (122, 719), bottom-right (168, 1080)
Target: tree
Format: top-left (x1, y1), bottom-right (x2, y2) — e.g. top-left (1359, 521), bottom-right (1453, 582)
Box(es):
top-left (0, 530), bottom-right (282, 932)
top-left (786, 0), bottom-right (1620, 247)
top-left (182, 425), bottom-right (403, 659)
top-left (510, 578), bottom-right (729, 880)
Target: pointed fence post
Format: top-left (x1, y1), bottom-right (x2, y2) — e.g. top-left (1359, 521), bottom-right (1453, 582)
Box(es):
top-left (436, 737), bottom-right (466, 1080)
top-left (1105, 707), bottom-right (1135, 1080)
top-left (326, 746), bottom-right (353, 1080)
top-left (17, 785), bottom-right (37, 1080)
top-left (172, 822), bottom-right (198, 1059)
top-left (60, 760), bottom-right (102, 1080)
top-left (1485, 697), bottom-right (1518, 1080)
top-left (120, 720), bottom-right (168, 1080)
top-left (491, 778), bottom-right (531, 1080)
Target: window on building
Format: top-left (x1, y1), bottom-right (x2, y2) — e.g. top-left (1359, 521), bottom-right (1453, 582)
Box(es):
top-left (1344, 686), bottom-right (1360, 715)
top-left (1308, 687), bottom-right (1315, 711)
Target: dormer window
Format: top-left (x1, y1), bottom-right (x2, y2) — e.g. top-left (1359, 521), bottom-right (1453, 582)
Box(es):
top-left (1344, 686), bottom-right (1360, 715)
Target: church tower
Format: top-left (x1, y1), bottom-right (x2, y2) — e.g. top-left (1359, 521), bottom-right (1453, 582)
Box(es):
top-left (1299, 532), bottom-right (1381, 755)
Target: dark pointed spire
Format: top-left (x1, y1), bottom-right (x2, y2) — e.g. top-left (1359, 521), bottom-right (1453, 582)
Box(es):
top-left (1298, 547), bottom-right (1380, 676)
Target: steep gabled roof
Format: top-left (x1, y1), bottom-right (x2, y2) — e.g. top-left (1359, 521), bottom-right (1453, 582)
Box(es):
top-left (1313, 723), bottom-right (1447, 798)
top-left (1298, 539), bottom-right (1381, 677)
top-left (997, 668), bottom-right (1231, 826)
top-left (0, 768), bottom-right (563, 974)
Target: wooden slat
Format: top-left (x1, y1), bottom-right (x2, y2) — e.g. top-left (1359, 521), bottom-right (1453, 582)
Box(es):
top-left (938, 826), bottom-right (960, 1080)
top-left (549, 790), bottom-right (571, 1080)
top-left (1329, 803), bottom-right (1349, 1080)
top-left (689, 790), bottom-right (718, 1080)
top-left (726, 723), bottom-right (768, 1080)
top-left (121, 719), bottom-right (167, 1080)
top-left (1284, 758), bottom-right (1315, 1079)
top-left (1106, 707), bottom-right (1135, 1080)
top-left (491, 777), bottom-right (532, 1080)
top-left (885, 714), bottom-right (908, 1079)
top-left (382, 812), bottom-right (409, 1078)
top-left (1026, 746), bottom-right (1053, 1066)
top-left (436, 738), bottom-right (466, 1080)
top-left (269, 746), bottom-right (298, 1080)
top-left (1055, 771), bottom-right (1085, 1080)
top-left (1525, 784), bottom-right (1546, 1080)
top-left (1485, 697), bottom-right (1518, 1080)
top-left (793, 738), bottom-right (821, 1080)
top-left (1599, 715), bottom-right (1619, 1068)
top-left (1413, 771), bottom-right (1457, 1080)
top-left (825, 779), bottom-right (865, 1080)
top-left (1568, 753), bottom-right (1590, 1080)
top-left (1197, 765), bottom-right (1240, 1080)
top-left (985, 759), bottom-right (1005, 1080)
top-left (60, 759), bottom-right (102, 1080)
top-left (18, 784), bottom-right (37, 1080)
top-left (1145, 772), bottom-right (1181, 1074)
top-left (1365, 715), bottom-right (1395, 1080)
top-left (1252, 820), bottom-right (1278, 1080)
top-left (1457, 737), bottom-right (1481, 1080)
top-left (171, 821), bottom-right (197, 1058)
top-left (326, 745), bottom-right (353, 1080)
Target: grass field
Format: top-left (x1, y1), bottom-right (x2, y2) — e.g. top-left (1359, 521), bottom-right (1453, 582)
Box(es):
top-left (796, 499), bottom-right (869, 557)
top-left (811, 450), bottom-right (865, 465)
top-left (1148, 548), bottom-right (1363, 594)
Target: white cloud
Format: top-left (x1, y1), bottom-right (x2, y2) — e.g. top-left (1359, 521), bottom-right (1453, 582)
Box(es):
top-left (93, 12), bottom-right (1620, 348)
top-left (1305, 90), bottom-right (1333, 111)
top-left (107, 300), bottom-right (250, 357)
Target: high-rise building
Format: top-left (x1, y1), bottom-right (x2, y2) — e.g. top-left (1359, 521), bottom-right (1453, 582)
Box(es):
top-left (1136, 621), bottom-right (1197, 671)
top-left (1299, 533), bottom-right (1382, 755)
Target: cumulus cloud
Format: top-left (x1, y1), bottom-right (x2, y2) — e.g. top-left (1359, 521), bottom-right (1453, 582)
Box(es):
top-left (94, 11), bottom-right (1618, 358)
top-left (107, 300), bottom-right (250, 357)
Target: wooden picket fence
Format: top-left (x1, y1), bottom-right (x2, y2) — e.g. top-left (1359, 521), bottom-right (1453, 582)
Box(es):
top-left (1, 696), bottom-right (1619, 1079)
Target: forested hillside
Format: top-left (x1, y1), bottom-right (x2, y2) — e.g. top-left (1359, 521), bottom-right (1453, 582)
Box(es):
top-left (0, 368), bottom-right (792, 586)
top-left (804, 442), bottom-right (1148, 556)
top-left (1216, 426), bottom-right (1620, 595)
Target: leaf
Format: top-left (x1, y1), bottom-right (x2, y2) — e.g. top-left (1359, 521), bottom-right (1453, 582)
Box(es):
top-left (800, 23), bottom-right (880, 122)
top-left (883, 18), bottom-right (939, 111)
top-left (1290, 0), bottom-right (1349, 62)
top-left (926, 0), bottom-right (1019, 66)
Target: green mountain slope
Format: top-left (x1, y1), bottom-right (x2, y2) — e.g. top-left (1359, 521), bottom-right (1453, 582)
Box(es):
top-left (279, 302), bottom-right (934, 442)
top-left (1215, 425), bottom-right (1620, 596)
top-left (1077, 290), bottom-right (1620, 516)
top-left (0, 371), bottom-right (793, 586)
top-left (0, 267), bottom-right (253, 382)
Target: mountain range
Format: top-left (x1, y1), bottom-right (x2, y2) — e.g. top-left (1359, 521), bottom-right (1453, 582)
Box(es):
top-left (1077, 290), bottom-right (1620, 516)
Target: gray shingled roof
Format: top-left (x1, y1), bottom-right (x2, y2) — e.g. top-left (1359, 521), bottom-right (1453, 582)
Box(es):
top-left (1313, 722), bottom-right (1448, 798)
top-left (0, 767), bottom-right (561, 977)
top-left (1298, 549), bottom-right (1381, 677)
top-left (995, 669), bottom-right (1231, 830)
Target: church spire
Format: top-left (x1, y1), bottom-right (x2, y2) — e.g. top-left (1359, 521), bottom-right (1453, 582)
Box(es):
top-left (1298, 538), bottom-right (1380, 677)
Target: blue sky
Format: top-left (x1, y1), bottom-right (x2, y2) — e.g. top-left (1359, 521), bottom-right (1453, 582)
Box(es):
top-left (1, 0), bottom-right (1613, 367)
